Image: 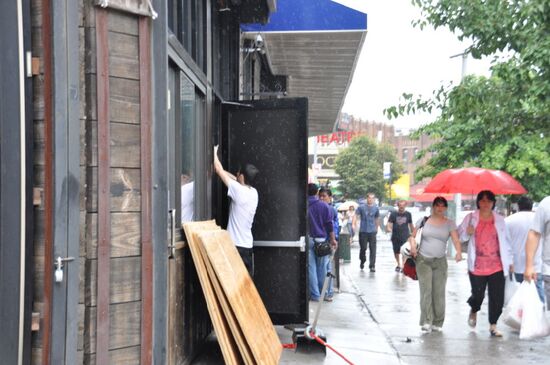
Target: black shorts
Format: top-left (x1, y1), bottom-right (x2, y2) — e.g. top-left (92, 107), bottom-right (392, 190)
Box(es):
top-left (391, 239), bottom-right (406, 254)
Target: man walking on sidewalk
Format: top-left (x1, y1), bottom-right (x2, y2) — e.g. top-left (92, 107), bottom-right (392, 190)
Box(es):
top-left (506, 196), bottom-right (545, 302)
top-left (525, 196), bottom-right (550, 307)
top-left (386, 200), bottom-right (413, 272)
top-left (353, 193), bottom-right (380, 272)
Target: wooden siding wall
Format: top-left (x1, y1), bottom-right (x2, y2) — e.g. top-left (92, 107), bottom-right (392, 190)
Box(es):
top-left (30, 1), bottom-right (149, 363)
top-left (83, 6), bottom-right (144, 364)
top-left (30, 0), bottom-right (89, 363)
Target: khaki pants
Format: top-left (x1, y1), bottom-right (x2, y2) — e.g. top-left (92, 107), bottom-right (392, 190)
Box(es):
top-left (417, 255), bottom-right (448, 327)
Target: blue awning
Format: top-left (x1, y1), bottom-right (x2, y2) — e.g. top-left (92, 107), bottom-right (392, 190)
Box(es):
top-left (241, 0), bottom-right (368, 136)
top-left (242, 0), bottom-right (367, 32)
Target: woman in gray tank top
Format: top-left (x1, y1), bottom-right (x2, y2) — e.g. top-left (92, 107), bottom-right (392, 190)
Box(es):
top-left (409, 197), bottom-right (463, 333)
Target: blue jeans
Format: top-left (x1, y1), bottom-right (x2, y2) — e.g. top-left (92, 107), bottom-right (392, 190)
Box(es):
top-left (514, 273), bottom-right (545, 303)
top-left (309, 238), bottom-right (329, 300)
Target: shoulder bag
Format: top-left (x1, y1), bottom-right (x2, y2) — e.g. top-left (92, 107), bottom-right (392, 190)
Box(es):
top-left (313, 240), bottom-right (332, 257)
top-left (460, 213), bottom-right (472, 252)
top-left (415, 216), bottom-right (429, 251)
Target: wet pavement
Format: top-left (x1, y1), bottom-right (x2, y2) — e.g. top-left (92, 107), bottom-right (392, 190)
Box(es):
top-left (195, 232), bottom-right (550, 364)
top-left (279, 233), bottom-right (550, 364)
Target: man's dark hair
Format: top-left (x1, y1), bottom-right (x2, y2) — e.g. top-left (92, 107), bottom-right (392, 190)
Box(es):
top-left (239, 163), bottom-right (259, 186)
top-left (432, 196), bottom-right (448, 207)
top-left (319, 187), bottom-right (332, 197)
top-left (308, 183), bottom-right (319, 196)
top-left (517, 196), bottom-right (533, 211)
top-left (476, 190), bottom-right (496, 209)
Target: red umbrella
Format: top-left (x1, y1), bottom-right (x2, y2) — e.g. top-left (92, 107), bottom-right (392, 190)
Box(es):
top-left (410, 182), bottom-right (475, 202)
top-left (424, 167), bottom-right (527, 195)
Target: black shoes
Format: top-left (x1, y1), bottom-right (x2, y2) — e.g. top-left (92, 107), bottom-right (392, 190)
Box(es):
top-left (370, 267), bottom-right (376, 273)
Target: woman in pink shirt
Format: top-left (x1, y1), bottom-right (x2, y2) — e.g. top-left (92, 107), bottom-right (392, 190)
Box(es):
top-left (458, 190), bottom-right (513, 337)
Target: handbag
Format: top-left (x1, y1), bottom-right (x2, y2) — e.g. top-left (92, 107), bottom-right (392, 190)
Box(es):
top-left (460, 213), bottom-right (472, 251)
top-left (403, 257), bottom-right (417, 280)
top-left (402, 217), bottom-right (428, 281)
top-left (313, 240), bottom-right (332, 257)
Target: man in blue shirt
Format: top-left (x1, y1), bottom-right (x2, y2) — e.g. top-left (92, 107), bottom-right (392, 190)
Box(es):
top-left (308, 184), bottom-right (337, 301)
top-left (353, 193), bottom-right (380, 272)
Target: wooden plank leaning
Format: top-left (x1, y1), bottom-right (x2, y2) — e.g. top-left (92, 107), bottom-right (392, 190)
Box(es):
top-left (197, 235), bottom-right (255, 365)
top-left (182, 221), bottom-right (242, 365)
top-left (197, 230), bottom-right (282, 365)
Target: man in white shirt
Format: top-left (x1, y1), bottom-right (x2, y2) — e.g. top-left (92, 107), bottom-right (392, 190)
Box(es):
top-left (181, 173), bottom-right (194, 223)
top-left (506, 196), bottom-right (544, 302)
top-left (525, 196), bottom-right (550, 308)
top-left (213, 146), bottom-right (259, 276)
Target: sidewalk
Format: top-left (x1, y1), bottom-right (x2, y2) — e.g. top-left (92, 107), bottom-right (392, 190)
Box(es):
top-left (196, 233), bottom-right (550, 364)
top-left (280, 233), bottom-right (550, 364)
top-left (278, 236), bottom-right (401, 364)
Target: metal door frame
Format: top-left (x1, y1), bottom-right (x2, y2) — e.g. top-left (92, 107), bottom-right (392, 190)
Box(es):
top-left (0, 0), bottom-right (33, 364)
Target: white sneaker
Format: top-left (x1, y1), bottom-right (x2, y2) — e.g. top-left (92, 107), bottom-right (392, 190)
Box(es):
top-left (421, 324), bottom-right (432, 332)
top-left (432, 326), bottom-right (442, 332)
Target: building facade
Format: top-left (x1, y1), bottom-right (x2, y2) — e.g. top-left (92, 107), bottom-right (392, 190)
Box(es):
top-left (393, 132), bottom-right (435, 185)
top-left (0, 1), bottom-right (366, 364)
top-left (318, 113), bottom-right (435, 187)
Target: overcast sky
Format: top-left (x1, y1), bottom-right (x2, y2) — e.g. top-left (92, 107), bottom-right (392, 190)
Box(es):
top-left (341, 0), bottom-right (492, 132)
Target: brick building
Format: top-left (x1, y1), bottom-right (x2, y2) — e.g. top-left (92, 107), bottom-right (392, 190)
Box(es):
top-left (309, 113), bottom-right (435, 187)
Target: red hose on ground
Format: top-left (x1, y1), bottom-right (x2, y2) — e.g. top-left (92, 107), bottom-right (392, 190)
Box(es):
top-left (310, 332), bottom-right (356, 365)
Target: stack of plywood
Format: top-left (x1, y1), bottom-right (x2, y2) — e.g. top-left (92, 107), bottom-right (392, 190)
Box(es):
top-left (183, 221), bottom-right (282, 365)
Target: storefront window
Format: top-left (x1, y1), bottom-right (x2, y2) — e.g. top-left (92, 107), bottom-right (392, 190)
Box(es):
top-left (167, 0), bottom-right (207, 72)
top-left (179, 73), bottom-right (195, 223)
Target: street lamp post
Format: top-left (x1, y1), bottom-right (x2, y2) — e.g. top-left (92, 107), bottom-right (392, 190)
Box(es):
top-left (383, 162), bottom-right (391, 204)
top-left (448, 51), bottom-right (469, 256)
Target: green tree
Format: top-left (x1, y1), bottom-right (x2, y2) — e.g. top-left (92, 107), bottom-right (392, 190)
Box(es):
top-left (385, 0), bottom-right (550, 201)
top-left (334, 135), bottom-right (403, 201)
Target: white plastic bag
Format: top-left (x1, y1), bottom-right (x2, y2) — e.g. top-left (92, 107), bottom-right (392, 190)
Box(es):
top-left (519, 281), bottom-right (550, 339)
top-left (504, 274), bottom-right (520, 307)
top-left (502, 281), bottom-right (527, 330)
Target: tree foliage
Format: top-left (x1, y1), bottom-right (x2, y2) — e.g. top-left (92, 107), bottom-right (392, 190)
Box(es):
top-left (334, 136), bottom-right (403, 201)
top-left (385, 0), bottom-right (550, 201)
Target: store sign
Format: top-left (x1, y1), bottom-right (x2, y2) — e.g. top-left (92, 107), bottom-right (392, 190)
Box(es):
top-left (383, 162), bottom-right (391, 180)
top-left (309, 155), bottom-right (337, 169)
top-left (316, 131), bottom-right (360, 146)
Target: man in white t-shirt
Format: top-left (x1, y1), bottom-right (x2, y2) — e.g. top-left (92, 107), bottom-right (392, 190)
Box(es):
top-left (213, 146), bottom-right (259, 276)
top-left (525, 196), bottom-right (550, 308)
top-left (181, 173), bottom-right (194, 223)
top-left (506, 196), bottom-right (544, 302)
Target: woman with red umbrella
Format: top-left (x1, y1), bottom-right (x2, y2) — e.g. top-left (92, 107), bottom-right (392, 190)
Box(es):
top-left (458, 190), bottom-right (514, 337)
